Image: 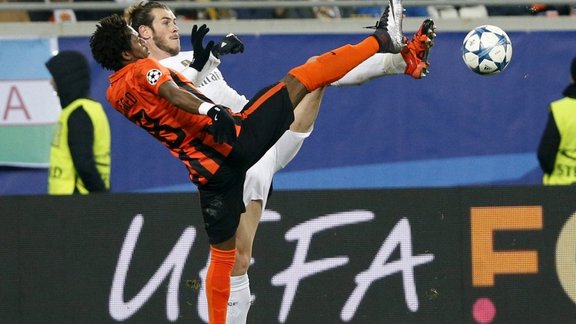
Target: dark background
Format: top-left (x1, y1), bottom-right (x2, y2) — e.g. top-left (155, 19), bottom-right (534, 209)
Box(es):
top-left (1, 186), bottom-right (575, 323)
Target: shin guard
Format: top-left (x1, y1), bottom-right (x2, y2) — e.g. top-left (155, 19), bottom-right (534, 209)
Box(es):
top-left (206, 246), bottom-right (236, 324)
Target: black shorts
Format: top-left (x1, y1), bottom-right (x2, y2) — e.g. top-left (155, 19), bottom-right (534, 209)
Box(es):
top-left (227, 82), bottom-right (295, 171)
top-left (198, 161), bottom-right (246, 245)
top-left (199, 82), bottom-right (294, 245)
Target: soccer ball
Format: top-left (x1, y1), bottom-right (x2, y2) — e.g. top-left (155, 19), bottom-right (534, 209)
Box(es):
top-left (461, 25), bottom-right (512, 75)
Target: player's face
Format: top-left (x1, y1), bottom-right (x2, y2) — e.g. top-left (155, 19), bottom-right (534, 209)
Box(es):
top-left (149, 8), bottom-right (180, 56)
top-left (128, 26), bottom-right (150, 59)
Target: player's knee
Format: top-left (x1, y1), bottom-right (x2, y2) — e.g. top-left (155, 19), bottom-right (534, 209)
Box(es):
top-left (245, 168), bottom-right (270, 194)
top-left (234, 248), bottom-right (251, 273)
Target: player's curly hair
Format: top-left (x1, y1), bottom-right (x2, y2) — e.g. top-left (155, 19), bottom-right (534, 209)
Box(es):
top-left (124, 1), bottom-right (171, 30)
top-left (90, 14), bottom-right (133, 71)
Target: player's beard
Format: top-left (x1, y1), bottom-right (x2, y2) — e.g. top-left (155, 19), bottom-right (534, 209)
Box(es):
top-left (152, 34), bottom-right (180, 56)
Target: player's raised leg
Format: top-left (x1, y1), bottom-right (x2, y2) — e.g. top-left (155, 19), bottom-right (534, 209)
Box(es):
top-left (284, 0), bottom-right (405, 105)
top-left (331, 18), bottom-right (436, 86)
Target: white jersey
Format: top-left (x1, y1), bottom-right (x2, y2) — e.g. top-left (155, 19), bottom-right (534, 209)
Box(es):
top-left (160, 51), bottom-right (249, 112)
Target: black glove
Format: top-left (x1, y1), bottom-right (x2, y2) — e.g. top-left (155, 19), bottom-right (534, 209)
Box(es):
top-left (206, 105), bottom-right (237, 144)
top-left (190, 24), bottom-right (215, 71)
top-left (211, 33), bottom-right (245, 58)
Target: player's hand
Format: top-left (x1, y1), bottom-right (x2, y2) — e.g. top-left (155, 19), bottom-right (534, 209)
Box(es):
top-left (206, 105), bottom-right (237, 144)
top-left (211, 33), bottom-right (245, 58)
top-left (190, 24), bottom-right (215, 71)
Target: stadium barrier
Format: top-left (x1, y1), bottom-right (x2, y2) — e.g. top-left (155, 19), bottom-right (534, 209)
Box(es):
top-left (1, 186), bottom-right (575, 323)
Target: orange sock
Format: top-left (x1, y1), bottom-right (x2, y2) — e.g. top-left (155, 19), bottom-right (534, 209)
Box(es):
top-left (206, 246), bottom-right (236, 324)
top-left (288, 36), bottom-right (379, 92)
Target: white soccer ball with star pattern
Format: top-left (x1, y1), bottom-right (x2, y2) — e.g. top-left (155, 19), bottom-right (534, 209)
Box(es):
top-left (462, 25), bottom-right (512, 75)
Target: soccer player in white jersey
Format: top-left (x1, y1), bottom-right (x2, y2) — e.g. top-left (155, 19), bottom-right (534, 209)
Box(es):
top-left (125, 1), bottom-right (436, 322)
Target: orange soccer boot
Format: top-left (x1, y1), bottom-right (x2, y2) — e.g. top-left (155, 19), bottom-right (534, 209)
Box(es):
top-left (402, 19), bottom-right (437, 79)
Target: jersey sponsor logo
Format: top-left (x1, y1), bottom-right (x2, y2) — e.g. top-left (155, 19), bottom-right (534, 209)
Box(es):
top-left (199, 71), bottom-right (223, 87)
top-left (146, 69), bottom-right (162, 85)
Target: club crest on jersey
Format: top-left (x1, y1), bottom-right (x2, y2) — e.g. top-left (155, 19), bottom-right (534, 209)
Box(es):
top-left (146, 69), bottom-right (162, 85)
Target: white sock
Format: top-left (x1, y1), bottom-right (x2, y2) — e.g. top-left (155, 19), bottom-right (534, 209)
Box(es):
top-left (387, 52), bottom-right (408, 74)
top-left (226, 274), bottom-right (251, 324)
top-left (332, 53), bottom-right (405, 86)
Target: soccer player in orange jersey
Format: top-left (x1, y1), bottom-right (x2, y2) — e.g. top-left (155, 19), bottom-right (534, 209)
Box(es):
top-left (90, 7), bottom-right (404, 323)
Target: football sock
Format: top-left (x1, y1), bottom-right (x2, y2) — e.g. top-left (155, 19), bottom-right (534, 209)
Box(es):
top-left (226, 274), bottom-right (252, 324)
top-left (206, 246), bottom-right (236, 324)
top-left (289, 36), bottom-right (379, 92)
top-left (332, 53), bottom-right (404, 86)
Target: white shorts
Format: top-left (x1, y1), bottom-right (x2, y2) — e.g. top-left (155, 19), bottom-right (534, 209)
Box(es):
top-left (242, 129), bottom-right (311, 209)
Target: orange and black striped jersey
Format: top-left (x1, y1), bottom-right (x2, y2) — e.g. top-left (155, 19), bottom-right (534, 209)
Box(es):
top-left (106, 57), bottom-right (235, 186)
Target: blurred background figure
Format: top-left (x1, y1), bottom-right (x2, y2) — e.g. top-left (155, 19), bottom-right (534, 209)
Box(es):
top-left (0, 0), bottom-right (30, 21)
top-left (25, 0), bottom-right (125, 21)
top-left (351, 0), bottom-right (382, 18)
top-left (45, 51), bottom-right (111, 194)
top-left (538, 56), bottom-right (576, 185)
top-left (529, 3), bottom-right (574, 16)
top-left (233, 0), bottom-right (340, 19)
top-left (312, 0), bottom-right (341, 19)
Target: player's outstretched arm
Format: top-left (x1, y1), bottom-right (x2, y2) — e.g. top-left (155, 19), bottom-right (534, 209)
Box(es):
top-left (158, 79), bottom-right (204, 114)
top-left (158, 80), bottom-right (237, 144)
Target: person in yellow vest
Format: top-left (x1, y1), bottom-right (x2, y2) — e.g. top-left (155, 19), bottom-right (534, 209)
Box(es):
top-left (537, 56), bottom-right (576, 185)
top-left (45, 51), bottom-right (111, 194)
